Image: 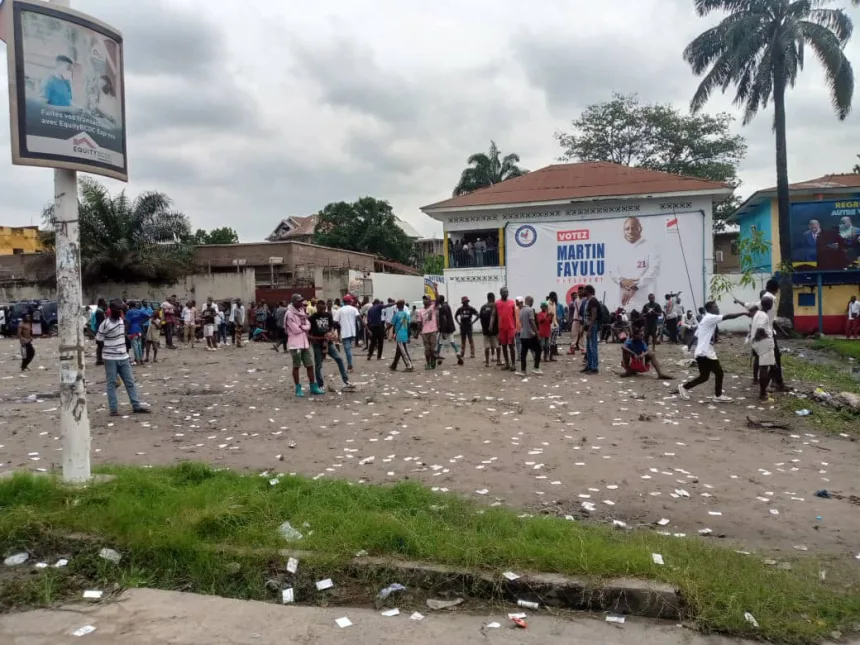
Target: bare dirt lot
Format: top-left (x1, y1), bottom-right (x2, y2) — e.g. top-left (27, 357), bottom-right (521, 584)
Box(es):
top-left (1, 333), bottom-right (859, 558)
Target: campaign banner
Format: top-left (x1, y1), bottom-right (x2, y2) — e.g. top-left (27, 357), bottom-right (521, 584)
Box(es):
top-left (6, 0), bottom-right (127, 180)
top-left (790, 200), bottom-right (860, 271)
top-left (505, 213), bottom-right (705, 312)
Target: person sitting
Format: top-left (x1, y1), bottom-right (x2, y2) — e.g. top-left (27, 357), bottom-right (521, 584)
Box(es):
top-left (620, 327), bottom-right (673, 380)
top-left (611, 307), bottom-right (631, 343)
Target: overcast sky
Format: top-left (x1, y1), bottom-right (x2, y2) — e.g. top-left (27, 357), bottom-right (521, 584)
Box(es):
top-left (1, 0), bottom-right (859, 239)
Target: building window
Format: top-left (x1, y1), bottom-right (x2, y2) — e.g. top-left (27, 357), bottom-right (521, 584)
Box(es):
top-left (730, 240), bottom-right (739, 255)
top-left (448, 230), bottom-right (500, 268)
top-left (797, 292), bottom-right (816, 308)
top-left (715, 250), bottom-right (724, 263)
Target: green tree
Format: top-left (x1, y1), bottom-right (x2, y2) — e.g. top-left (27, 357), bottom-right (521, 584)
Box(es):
top-left (709, 228), bottom-right (772, 300)
top-left (313, 197), bottom-right (415, 265)
top-left (43, 178), bottom-right (194, 284)
top-left (452, 141), bottom-right (528, 196)
top-left (684, 0), bottom-right (854, 322)
top-left (422, 254), bottom-right (445, 275)
top-left (555, 92), bottom-right (747, 229)
top-left (192, 227), bottom-right (239, 245)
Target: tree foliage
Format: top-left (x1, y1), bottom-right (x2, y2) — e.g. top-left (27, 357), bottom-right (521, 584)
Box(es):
top-left (555, 93), bottom-right (747, 230)
top-left (313, 197), bottom-right (414, 265)
top-left (43, 178), bottom-right (194, 285)
top-left (192, 227), bottom-right (239, 245)
top-left (422, 254), bottom-right (445, 275)
top-left (685, 0), bottom-right (854, 322)
top-left (710, 228), bottom-right (772, 299)
top-left (453, 141), bottom-right (528, 196)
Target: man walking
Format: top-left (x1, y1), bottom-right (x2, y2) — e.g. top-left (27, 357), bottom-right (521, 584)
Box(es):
top-left (479, 292), bottom-right (500, 367)
top-left (455, 296), bottom-right (478, 359)
top-left (419, 295), bottom-right (438, 369)
top-left (286, 294), bottom-right (324, 397)
top-left (435, 295), bottom-right (463, 365)
top-left (678, 301), bottom-right (749, 402)
top-left (308, 300), bottom-right (352, 390)
top-left (390, 299), bottom-right (414, 372)
top-left (96, 300), bottom-right (150, 416)
top-left (335, 295), bottom-right (360, 371)
top-left (641, 293), bottom-right (662, 348)
top-left (366, 299), bottom-right (394, 360)
top-left (847, 295), bottom-right (860, 339)
top-left (516, 296), bottom-right (543, 376)
top-left (495, 287), bottom-right (517, 370)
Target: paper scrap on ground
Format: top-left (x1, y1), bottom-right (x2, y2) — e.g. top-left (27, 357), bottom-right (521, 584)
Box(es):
top-left (427, 598), bottom-right (463, 610)
top-left (316, 578), bottom-right (334, 591)
top-left (278, 521), bottom-right (303, 541)
top-left (281, 588), bottom-right (294, 604)
top-left (286, 557), bottom-right (299, 574)
top-left (744, 612), bottom-right (759, 628)
top-left (83, 590), bottom-right (103, 599)
top-left (606, 615), bottom-right (626, 624)
top-left (335, 617), bottom-right (352, 628)
top-left (410, 612), bottom-right (425, 621)
top-left (502, 571), bottom-right (520, 581)
top-left (377, 583), bottom-right (406, 599)
top-left (4, 552), bottom-right (29, 566)
top-left (381, 608), bottom-right (400, 617)
top-left (98, 548), bottom-right (122, 564)
top-left (72, 625), bottom-right (96, 637)
top-left (485, 621), bottom-right (501, 628)
top-left (652, 553), bottom-right (664, 565)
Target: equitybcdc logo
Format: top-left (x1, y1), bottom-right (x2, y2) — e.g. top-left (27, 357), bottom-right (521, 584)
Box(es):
top-left (514, 224), bottom-right (537, 248)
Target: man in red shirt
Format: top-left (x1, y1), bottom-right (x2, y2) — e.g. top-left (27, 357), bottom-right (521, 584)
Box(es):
top-left (537, 302), bottom-right (553, 362)
top-left (495, 287), bottom-right (517, 370)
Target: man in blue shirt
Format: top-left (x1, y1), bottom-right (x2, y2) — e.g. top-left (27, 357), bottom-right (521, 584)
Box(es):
top-left (124, 302), bottom-right (150, 365)
top-left (620, 327), bottom-right (672, 380)
top-left (42, 55), bottom-right (74, 107)
top-left (389, 300), bottom-right (414, 372)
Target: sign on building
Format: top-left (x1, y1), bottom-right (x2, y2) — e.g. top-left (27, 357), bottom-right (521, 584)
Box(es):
top-left (790, 200), bottom-right (860, 271)
top-left (5, 0), bottom-right (127, 180)
top-left (505, 213), bottom-right (705, 311)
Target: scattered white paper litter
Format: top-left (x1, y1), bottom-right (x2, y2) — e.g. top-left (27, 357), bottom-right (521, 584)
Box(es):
top-left (410, 612), bottom-right (424, 621)
top-left (508, 612), bottom-right (527, 620)
top-left (744, 612), bottom-right (759, 628)
top-left (83, 590), bottom-right (103, 599)
top-left (335, 617), bottom-right (352, 628)
top-left (286, 557), bottom-right (299, 574)
top-left (98, 548), bottom-right (122, 564)
top-left (657, 518), bottom-right (670, 526)
top-left (485, 621), bottom-right (501, 628)
top-left (606, 615), bottom-right (626, 624)
top-left (316, 578), bottom-right (334, 591)
top-left (54, 559), bottom-right (69, 568)
top-left (72, 625), bottom-right (96, 637)
top-left (381, 608), bottom-right (400, 617)
top-left (281, 588), bottom-right (294, 604)
top-left (652, 553), bottom-right (664, 565)
top-left (502, 571), bottom-right (520, 581)
top-left (4, 552), bottom-right (29, 566)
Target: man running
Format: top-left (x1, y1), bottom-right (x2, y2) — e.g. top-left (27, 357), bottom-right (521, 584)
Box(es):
top-left (455, 296), bottom-right (478, 360)
top-left (678, 301), bottom-right (749, 402)
top-left (495, 287), bottom-right (517, 370)
top-left (389, 299), bottom-right (414, 372)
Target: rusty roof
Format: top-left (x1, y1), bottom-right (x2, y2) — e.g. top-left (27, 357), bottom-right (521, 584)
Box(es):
top-left (422, 162), bottom-right (731, 212)
top-left (729, 173), bottom-right (860, 221)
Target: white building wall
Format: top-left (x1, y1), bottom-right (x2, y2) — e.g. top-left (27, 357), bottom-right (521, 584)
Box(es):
top-left (368, 273), bottom-right (425, 302)
top-left (443, 267), bottom-right (506, 307)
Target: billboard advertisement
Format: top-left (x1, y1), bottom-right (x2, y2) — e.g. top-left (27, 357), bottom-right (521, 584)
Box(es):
top-left (5, 0), bottom-right (127, 180)
top-left (790, 200), bottom-right (860, 271)
top-left (505, 213), bottom-right (705, 312)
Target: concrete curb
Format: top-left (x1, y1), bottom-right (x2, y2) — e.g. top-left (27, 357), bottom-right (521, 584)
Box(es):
top-left (282, 551), bottom-right (682, 620)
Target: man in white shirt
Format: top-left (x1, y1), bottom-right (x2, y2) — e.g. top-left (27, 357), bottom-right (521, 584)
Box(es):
top-left (335, 295), bottom-right (360, 371)
top-left (847, 295), bottom-right (860, 339)
top-left (750, 297), bottom-right (776, 402)
top-left (735, 278), bottom-right (787, 390)
top-left (231, 299), bottom-right (246, 347)
top-left (611, 217), bottom-right (660, 311)
top-left (678, 301), bottom-right (749, 403)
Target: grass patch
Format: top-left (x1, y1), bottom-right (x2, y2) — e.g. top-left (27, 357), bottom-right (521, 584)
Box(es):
top-left (812, 337), bottom-right (860, 361)
top-left (0, 464), bottom-right (858, 643)
top-left (781, 355), bottom-right (859, 395)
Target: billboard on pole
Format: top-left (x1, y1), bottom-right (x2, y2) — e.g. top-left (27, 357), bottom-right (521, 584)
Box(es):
top-left (505, 212), bottom-right (705, 311)
top-left (5, 0), bottom-right (127, 180)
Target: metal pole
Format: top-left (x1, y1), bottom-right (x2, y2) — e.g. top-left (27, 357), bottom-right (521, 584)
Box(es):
top-left (51, 0), bottom-right (91, 483)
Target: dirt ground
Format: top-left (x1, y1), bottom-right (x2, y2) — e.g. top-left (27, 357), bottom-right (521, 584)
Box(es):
top-left (1, 333), bottom-right (859, 558)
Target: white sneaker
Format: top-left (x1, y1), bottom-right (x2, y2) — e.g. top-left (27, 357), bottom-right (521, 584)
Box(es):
top-left (713, 395), bottom-right (733, 403)
top-left (531, 369), bottom-right (544, 375)
top-left (677, 384), bottom-right (690, 400)
top-left (515, 371), bottom-right (526, 377)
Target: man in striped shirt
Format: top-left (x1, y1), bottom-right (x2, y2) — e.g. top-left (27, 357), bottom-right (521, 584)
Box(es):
top-left (96, 299), bottom-right (151, 416)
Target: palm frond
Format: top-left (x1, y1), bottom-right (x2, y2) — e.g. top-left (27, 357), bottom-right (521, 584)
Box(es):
top-left (800, 19), bottom-right (855, 117)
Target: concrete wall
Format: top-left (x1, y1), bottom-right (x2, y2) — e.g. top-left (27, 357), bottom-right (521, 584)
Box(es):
top-left (368, 273), bottom-right (425, 302)
top-left (444, 267), bottom-right (506, 308)
top-left (0, 270), bottom-right (256, 305)
top-left (0, 226), bottom-right (43, 255)
top-left (709, 272), bottom-right (770, 332)
top-left (194, 241), bottom-right (374, 272)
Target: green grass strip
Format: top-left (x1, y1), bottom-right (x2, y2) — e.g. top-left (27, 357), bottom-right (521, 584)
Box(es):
top-left (0, 463), bottom-right (858, 643)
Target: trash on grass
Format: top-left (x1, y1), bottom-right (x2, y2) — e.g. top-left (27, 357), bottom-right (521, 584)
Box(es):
top-left (652, 553), bottom-right (664, 565)
top-left (286, 557), bottom-right (299, 574)
top-left (381, 608), bottom-right (400, 617)
top-left (427, 598), bottom-right (463, 610)
top-left (83, 590), bottom-right (103, 600)
top-left (4, 552), bottom-right (29, 566)
top-left (316, 578), bottom-right (334, 591)
top-left (795, 409), bottom-right (811, 417)
top-left (744, 612), bottom-right (759, 628)
top-left (517, 600), bottom-right (539, 610)
top-left (278, 521), bottom-right (303, 541)
top-left (377, 583), bottom-right (406, 600)
top-left (281, 588), bottom-right (294, 604)
top-left (72, 625), bottom-right (96, 637)
top-left (606, 615), bottom-right (626, 624)
top-left (502, 571), bottom-right (520, 581)
top-left (98, 548), bottom-right (122, 564)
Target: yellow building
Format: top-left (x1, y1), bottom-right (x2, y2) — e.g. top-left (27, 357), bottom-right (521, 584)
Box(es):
top-left (0, 226), bottom-right (43, 255)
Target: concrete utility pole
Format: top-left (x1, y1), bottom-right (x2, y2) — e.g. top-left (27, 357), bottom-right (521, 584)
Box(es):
top-left (51, 0), bottom-right (91, 483)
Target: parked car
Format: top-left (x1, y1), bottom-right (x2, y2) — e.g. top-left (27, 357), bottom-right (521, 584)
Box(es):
top-left (6, 300), bottom-right (58, 336)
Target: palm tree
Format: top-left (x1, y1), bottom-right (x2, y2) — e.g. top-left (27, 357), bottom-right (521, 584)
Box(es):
top-left (452, 141), bottom-right (528, 196)
top-left (44, 178), bottom-right (195, 284)
top-left (684, 0), bottom-right (854, 322)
